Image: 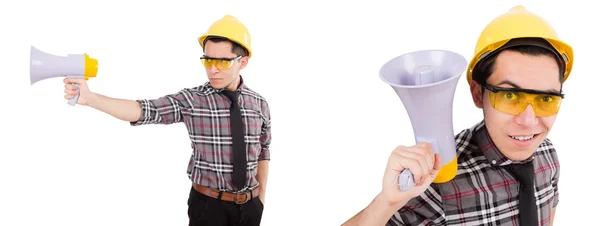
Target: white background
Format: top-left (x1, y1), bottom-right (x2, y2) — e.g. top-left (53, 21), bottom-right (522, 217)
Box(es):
top-left (0, 0), bottom-right (597, 225)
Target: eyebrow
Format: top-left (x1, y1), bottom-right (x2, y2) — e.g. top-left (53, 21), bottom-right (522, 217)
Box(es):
top-left (494, 80), bottom-right (560, 93)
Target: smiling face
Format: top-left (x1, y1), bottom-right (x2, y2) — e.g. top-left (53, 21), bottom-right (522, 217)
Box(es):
top-left (470, 46), bottom-right (564, 161)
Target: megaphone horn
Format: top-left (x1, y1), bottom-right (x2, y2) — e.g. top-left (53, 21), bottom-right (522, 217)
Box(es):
top-left (379, 49), bottom-right (468, 191)
top-left (29, 45), bottom-right (99, 106)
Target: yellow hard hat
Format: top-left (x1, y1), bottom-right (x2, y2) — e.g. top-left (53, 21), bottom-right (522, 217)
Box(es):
top-left (198, 15), bottom-right (252, 57)
top-left (466, 5), bottom-right (573, 85)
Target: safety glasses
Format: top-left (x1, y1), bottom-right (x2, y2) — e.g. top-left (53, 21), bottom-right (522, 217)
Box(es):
top-left (200, 55), bottom-right (242, 70)
top-left (482, 84), bottom-right (565, 117)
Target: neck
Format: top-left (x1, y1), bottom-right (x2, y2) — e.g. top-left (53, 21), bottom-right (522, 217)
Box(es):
top-left (225, 75), bottom-right (241, 91)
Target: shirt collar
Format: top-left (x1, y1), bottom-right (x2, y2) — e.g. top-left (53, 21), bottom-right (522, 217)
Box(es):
top-left (205, 75), bottom-right (246, 93)
top-left (473, 120), bottom-right (534, 167)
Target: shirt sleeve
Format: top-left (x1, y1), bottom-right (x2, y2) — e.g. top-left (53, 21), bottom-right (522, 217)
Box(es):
top-left (387, 186), bottom-right (446, 226)
top-left (257, 100), bottom-right (271, 161)
top-left (130, 88), bottom-right (195, 126)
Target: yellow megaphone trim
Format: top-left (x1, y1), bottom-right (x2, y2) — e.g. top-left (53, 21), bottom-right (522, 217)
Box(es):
top-left (84, 53), bottom-right (98, 80)
top-left (433, 157), bottom-right (458, 183)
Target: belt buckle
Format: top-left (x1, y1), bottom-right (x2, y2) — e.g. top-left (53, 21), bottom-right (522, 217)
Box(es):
top-left (233, 192), bottom-right (249, 204)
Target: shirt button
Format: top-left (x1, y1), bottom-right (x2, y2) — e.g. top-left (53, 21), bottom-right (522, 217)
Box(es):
top-left (492, 160), bottom-right (497, 165)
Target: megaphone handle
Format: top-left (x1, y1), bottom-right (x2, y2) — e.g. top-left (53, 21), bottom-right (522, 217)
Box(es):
top-left (68, 84), bottom-right (80, 106)
top-left (398, 169), bottom-right (416, 191)
top-left (66, 75), bottom-right (80, 106)
top-left (397, 138), bottom-right (439, 191)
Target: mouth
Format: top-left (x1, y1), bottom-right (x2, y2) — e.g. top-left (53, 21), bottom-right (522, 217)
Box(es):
top-left (509, 133), bottom-right (540, 141)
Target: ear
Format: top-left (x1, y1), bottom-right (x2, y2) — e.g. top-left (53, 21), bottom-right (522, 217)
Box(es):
top-left (470, 80), bottom-right (484, 108)
top-left (239, 56), bottom-right (249, 69)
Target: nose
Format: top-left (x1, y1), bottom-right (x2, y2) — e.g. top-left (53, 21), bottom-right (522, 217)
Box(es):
top-left (515, 104), bottom-right (538, 126)
top-left (209, 65), bottom-right (219, 74)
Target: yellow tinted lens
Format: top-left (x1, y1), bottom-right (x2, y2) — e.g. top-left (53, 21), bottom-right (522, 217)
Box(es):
top-left (490, 91), bottom-right (526, 115)
top-left (215, 60), bottom-right (233, 70)
top-left (201, 58), bottom-right (212, 68)
top-left (489, 91), bottom-right (561, 117)
top-left (201, 59), bottom-right (233, 70)
top-left (533, 95), bottom-right (562, 116)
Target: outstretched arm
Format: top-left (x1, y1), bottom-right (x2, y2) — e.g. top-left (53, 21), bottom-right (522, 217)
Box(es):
top-left (87, 93), bottom-right (142, 122)
top-left (64, 77), bottom-right (192, 124)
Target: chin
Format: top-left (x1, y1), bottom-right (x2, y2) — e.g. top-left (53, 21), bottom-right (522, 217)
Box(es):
top-left (209, 81), bottom-right (224, 89)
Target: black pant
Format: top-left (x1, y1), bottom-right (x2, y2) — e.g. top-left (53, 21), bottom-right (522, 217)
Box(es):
top-left (187, 186), bottom-right (264, 226)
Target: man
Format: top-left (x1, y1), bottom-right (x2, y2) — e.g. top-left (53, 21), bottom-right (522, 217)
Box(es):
top-left (63, 15), bottom-right (271, 226)
top-left (343, 5), bottom-right (572, 226)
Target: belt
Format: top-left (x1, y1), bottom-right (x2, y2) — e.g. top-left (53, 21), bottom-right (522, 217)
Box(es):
top-left (193, 183), bottom-right (260, 204)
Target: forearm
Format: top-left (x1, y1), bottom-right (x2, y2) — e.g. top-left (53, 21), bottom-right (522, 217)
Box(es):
top-left (256, 160), bottom-right (269, 202)
top-left (87, 92), bottom-right (142, 122)
top-left (342, 193), bottom-right (407, 226)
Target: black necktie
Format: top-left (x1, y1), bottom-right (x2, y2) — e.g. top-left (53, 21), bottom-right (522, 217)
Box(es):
top-left (504, 161), bottom-right (538, 226)
top-left (222, 90), bottom-right (247, 190)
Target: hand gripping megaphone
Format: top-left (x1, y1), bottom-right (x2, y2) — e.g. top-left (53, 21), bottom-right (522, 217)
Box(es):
top-left (29, 46), bottom-right (99, 106)
top-left (379, 49), bottom-right (468, 191)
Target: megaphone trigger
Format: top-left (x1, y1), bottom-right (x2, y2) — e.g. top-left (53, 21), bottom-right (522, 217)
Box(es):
top-left (379, 49), bottom-right (468, 192)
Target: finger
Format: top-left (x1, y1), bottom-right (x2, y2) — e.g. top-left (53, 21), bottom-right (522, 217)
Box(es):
top-left (388, 145), bottom-right (411, 173)
top-left (64, 88), bottom-right (76, 94)
top-left (64, 88), bottom-right (78, 96)
top-left (391, 145), bottom-right (408, 155)
top-left (415, 143), bottom-right (435, 164)
top-left (428, 154), bottom-right (443, 178)
top-left (388, 151), bottom-right (423, 179)
top-left (392, 145), bottom-right (432, 185)
top-left (64, 84), bottom-right (78, 90)
top-left (387, 151), bottom-right (408, 173)
top-left (412, 143), bottom-right (435, 159)
top-left (432, 154), bottom-right (442, 172)
top-left (64, 77), bottom-right (84, 84)
top-left (395, 155), bottom-right (424, 185)
top-left (399, 151), bottom-right (430, 185)
top-left (405, 158), bottom-right (424, 185)
top-left (406, 146), bottom-right (434, 176)
top-left (415, 142), bottom-right (430, 149)
top-left (420, 154), bottom-right (443, 186)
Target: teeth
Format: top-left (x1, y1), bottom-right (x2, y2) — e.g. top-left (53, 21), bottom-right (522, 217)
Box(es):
top-left (510, 135), bottom-right (534, 141)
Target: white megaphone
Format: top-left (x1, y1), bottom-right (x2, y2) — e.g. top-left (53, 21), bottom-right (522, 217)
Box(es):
top-left (379, 49), bottom-right (467, 191)
top-left (30, 46), bottom-right (99, 106)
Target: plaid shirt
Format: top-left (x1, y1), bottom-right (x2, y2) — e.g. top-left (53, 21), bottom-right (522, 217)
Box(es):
top-left (130, 77), bottom-right (271, 193)
top-left (388, 120), bottom-right (560, 226)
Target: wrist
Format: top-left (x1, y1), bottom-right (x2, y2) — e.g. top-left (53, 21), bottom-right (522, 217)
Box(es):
top-left (373, 192), bottom-right (408, 215)
top-left (352, 193), bottom-right (407, 225)
top-left (86, 92), bottom-right (100, 107)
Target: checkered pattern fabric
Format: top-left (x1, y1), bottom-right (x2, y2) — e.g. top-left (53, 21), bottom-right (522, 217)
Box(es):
top-left (388, 120), bottom-right (559, 226)
top-left (130, 77), bottom-right (271, 193)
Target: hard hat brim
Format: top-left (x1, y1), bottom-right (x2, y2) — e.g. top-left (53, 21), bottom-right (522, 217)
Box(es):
top-left (198, 34), bottom-right (253, 58)
top-left (467, 37), bottom-right (573, 85)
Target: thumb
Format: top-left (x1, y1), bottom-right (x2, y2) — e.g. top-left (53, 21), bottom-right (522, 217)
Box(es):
top-left (422, 154), bottom-right (442, 181)
top-left (418, 154), bottom-right (443, 187)
top-left (430, 154), bottom-right (442, 176)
